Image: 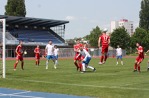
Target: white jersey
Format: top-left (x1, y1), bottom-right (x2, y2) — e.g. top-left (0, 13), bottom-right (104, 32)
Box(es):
top-left (80, 49), bottom-right (91, 58)
top-left (45, 44), bottom-right (54, 55)
top-left (116, 48), bottom-right (122, 56)
top-left (54, 48), bottom-right (59, 56)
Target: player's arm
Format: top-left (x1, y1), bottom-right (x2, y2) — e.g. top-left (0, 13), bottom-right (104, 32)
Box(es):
top-left (137, 48), bottom-right (143, 54)
top-left (45, 46), bottom-right (48, 55)
top-left (57, 49), bottom-right (59, 55)
top-left (39, 49), bottom-right (41, 54)
top-left (145, 50), bottom-right (149, 55)
top-left (15, 47), bottom-right (20, 56)
top-left (116, 49), bottom-right (118, 55)
top-left (98, 37), bottom-right (101, 48)
top-left (73, 45), bottom-right (76, 51)
top-left (76, 50), bottom-right (81, 59)
top-left (73, 45), bottom-right (78, 52)
top-left (34, 48), bottom-right (36, 53)
top-left (108, 37), bottom-right (110, 45)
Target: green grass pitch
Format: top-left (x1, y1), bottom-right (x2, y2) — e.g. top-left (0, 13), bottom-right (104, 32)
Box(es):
top-left (0, 57), bottom-right (149, 98)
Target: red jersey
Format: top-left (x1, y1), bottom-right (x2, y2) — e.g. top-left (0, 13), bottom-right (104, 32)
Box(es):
top-left (34, 47), bottom-right (40, 54)
top-left (99, 34), bottom-right (110, 46)
top-left (16, 45), bottom-right (23, 56)
top-left (84, 47), bottom-right (88, 52)
top-left (137, 46), bottom-right (144, 58)
top-left (74, 43), bottom-right (82, 53)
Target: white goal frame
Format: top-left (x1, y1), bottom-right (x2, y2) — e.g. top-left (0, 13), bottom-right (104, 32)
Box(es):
top-left (0, 19), bottom-right (6, 78)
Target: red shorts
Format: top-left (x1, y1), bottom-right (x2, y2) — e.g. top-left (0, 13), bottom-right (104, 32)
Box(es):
top-left (35, 54), bottom-right (40, 59)
top-left (136, 56), bottom-right (144, 63)
top-left (101, 45), bottom-right (108, 54)
top-left (74, 53), bottom-right (81, 61)
top-left (16, 55), bottom-right (23, 61)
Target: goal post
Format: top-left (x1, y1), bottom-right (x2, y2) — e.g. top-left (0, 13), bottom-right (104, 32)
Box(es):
top-left (0, 19), bottom-right (6, 78)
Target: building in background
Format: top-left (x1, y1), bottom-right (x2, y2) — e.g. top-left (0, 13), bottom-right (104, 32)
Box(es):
top-left (111, 19), bottom-right (133, 36)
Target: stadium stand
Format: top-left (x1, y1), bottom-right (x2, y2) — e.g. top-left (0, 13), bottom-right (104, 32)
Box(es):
top-left (9, 29), bottom-right (63, 44)
top-left (0, 15), bottom-right (69, 57)
top-left (0, 15), bottom-right (69, 46)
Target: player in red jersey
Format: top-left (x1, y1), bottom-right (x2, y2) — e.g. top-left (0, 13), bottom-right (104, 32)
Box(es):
top-left (34, 45), bottom-right (40, 66)
top-left (14, 41), bottom-right (24, 70)
top-left (74, 39), bottom-right (82, 71)
top-left (134, 43), bottom-right (144, 72)
top-left (98, 28), bottom-right (110, 64)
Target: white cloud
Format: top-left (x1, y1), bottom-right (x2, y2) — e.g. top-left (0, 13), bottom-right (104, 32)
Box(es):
top-left (65, 16), bottom-right (76, 20)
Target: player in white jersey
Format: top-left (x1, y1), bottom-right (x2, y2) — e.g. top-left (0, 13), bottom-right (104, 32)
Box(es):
top-left (116, 45), bottom-right (123, 65)
top-left (54, 45), bottom-right (59, 67)
top-left (45, 40), bottom-right (56, 69)
top-left (79, 45), bottom-right (96, 73)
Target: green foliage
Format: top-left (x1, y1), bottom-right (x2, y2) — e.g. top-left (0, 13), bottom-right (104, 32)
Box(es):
top-left (130, 28), bottom-right (149, 51)
top-left (110, 27), bottom-right (130, 49)
top-left (86, 26), bottom-right (102, 47)
top-left (5, 0), bottom-right (26, 17)
top-left (139, 0), bottom-right (149, 30)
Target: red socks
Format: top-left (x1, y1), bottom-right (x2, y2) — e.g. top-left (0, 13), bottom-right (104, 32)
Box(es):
top-left (134, 63), bottom-right (137, 70)
top-left (14, 62), bottom-right (18, 69)
top-left (100, 56), bottom-right (104, 62)
top-left (104, 55), bottom-right (107, 62)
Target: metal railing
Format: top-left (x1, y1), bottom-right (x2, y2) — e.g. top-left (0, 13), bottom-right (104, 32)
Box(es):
top-left (4, 48), bottom-right (126, 58)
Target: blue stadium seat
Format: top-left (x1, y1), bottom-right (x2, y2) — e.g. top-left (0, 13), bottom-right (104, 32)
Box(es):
top-left (9, 29), bottom-right (63, 44)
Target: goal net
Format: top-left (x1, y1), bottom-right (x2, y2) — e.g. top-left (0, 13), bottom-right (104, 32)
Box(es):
top-left (0, 19), bottom-right (6, 78)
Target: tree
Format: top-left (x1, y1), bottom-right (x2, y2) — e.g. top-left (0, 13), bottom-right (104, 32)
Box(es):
top-left (5, 0), bottom-right (26, 17)
top-left (110, 27), bottom-right (130, 49)
top-left (86, 26), bottom-right (102, 47)
top-left (139, 0), bottom-right (149, 30)
top-left (130, 27), bottom-right (149, 51)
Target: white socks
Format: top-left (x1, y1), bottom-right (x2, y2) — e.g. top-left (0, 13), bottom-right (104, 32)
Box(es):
top-left (82, 63), bottom-right (85, 71)
top-left (46, 61), bottom-right (48, 69)
top-left (121, 61), bottom-right (123, 65)
top-left (87, 66), bottom-right (94, 70)
top-left (116, 61), bottom-right (123, 65)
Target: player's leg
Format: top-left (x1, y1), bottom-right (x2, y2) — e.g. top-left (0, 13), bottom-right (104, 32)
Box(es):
top-left (99, 52), bottom-right (104, 64)
top-left (137, 62), bottom-right (141, 73)
top-left (35, 58), bottom-right (38, 65)
top-left (52, 56), bottom-right (57, 69)
top-left (74, 54), bottom-right (79, 70)
top-left (137, 58), bottom-right (143, 72)
top-left (46, 55), bottom-right (50, 69)
top-left (37, 54), bottom-right (40, 66)
top-left (14, 60), bottom-right (19, 70)
top-left (147, 60), bottom-right (149, 71)
top-left (36, 59), bottom-right (39, 66)
top-left (85, 57), bottom-right (96, 71)
top-left (103, 46), bottom-right (108, 63)
top-left (116, 56), bottom-right (119, 65)
top-left (55, 55), bottom-right (58, 65)
top-left (81, 62), bottom-right (86, 73)
top-left (99, 46), bottom-right (104, 64)
top-left (20, 56), bottom-right (24, 70)
top-left (38, 58), bottom-right (40, 66)
top-left (134, 59), bottom-right (138, 72)
top-left (78, 58), bottom-right (82, 71)
top-left (21, 60), bottom-right (24, 70)
top-left (120, 56), bottom-right (123, 65)
top-left (14, 55), bottom-right (20, 70)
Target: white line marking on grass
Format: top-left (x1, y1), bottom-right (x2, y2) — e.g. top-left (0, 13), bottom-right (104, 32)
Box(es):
top-left (0, 92), bottom-right (44, 98)
top-left (10, 91), bottom-right (31, 95)
top-left (6, 78), bottom-right (149, 91)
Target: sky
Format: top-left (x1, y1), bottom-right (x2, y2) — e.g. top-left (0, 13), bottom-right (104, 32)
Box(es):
top-left (0, 0), bottom-right (141, 39)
